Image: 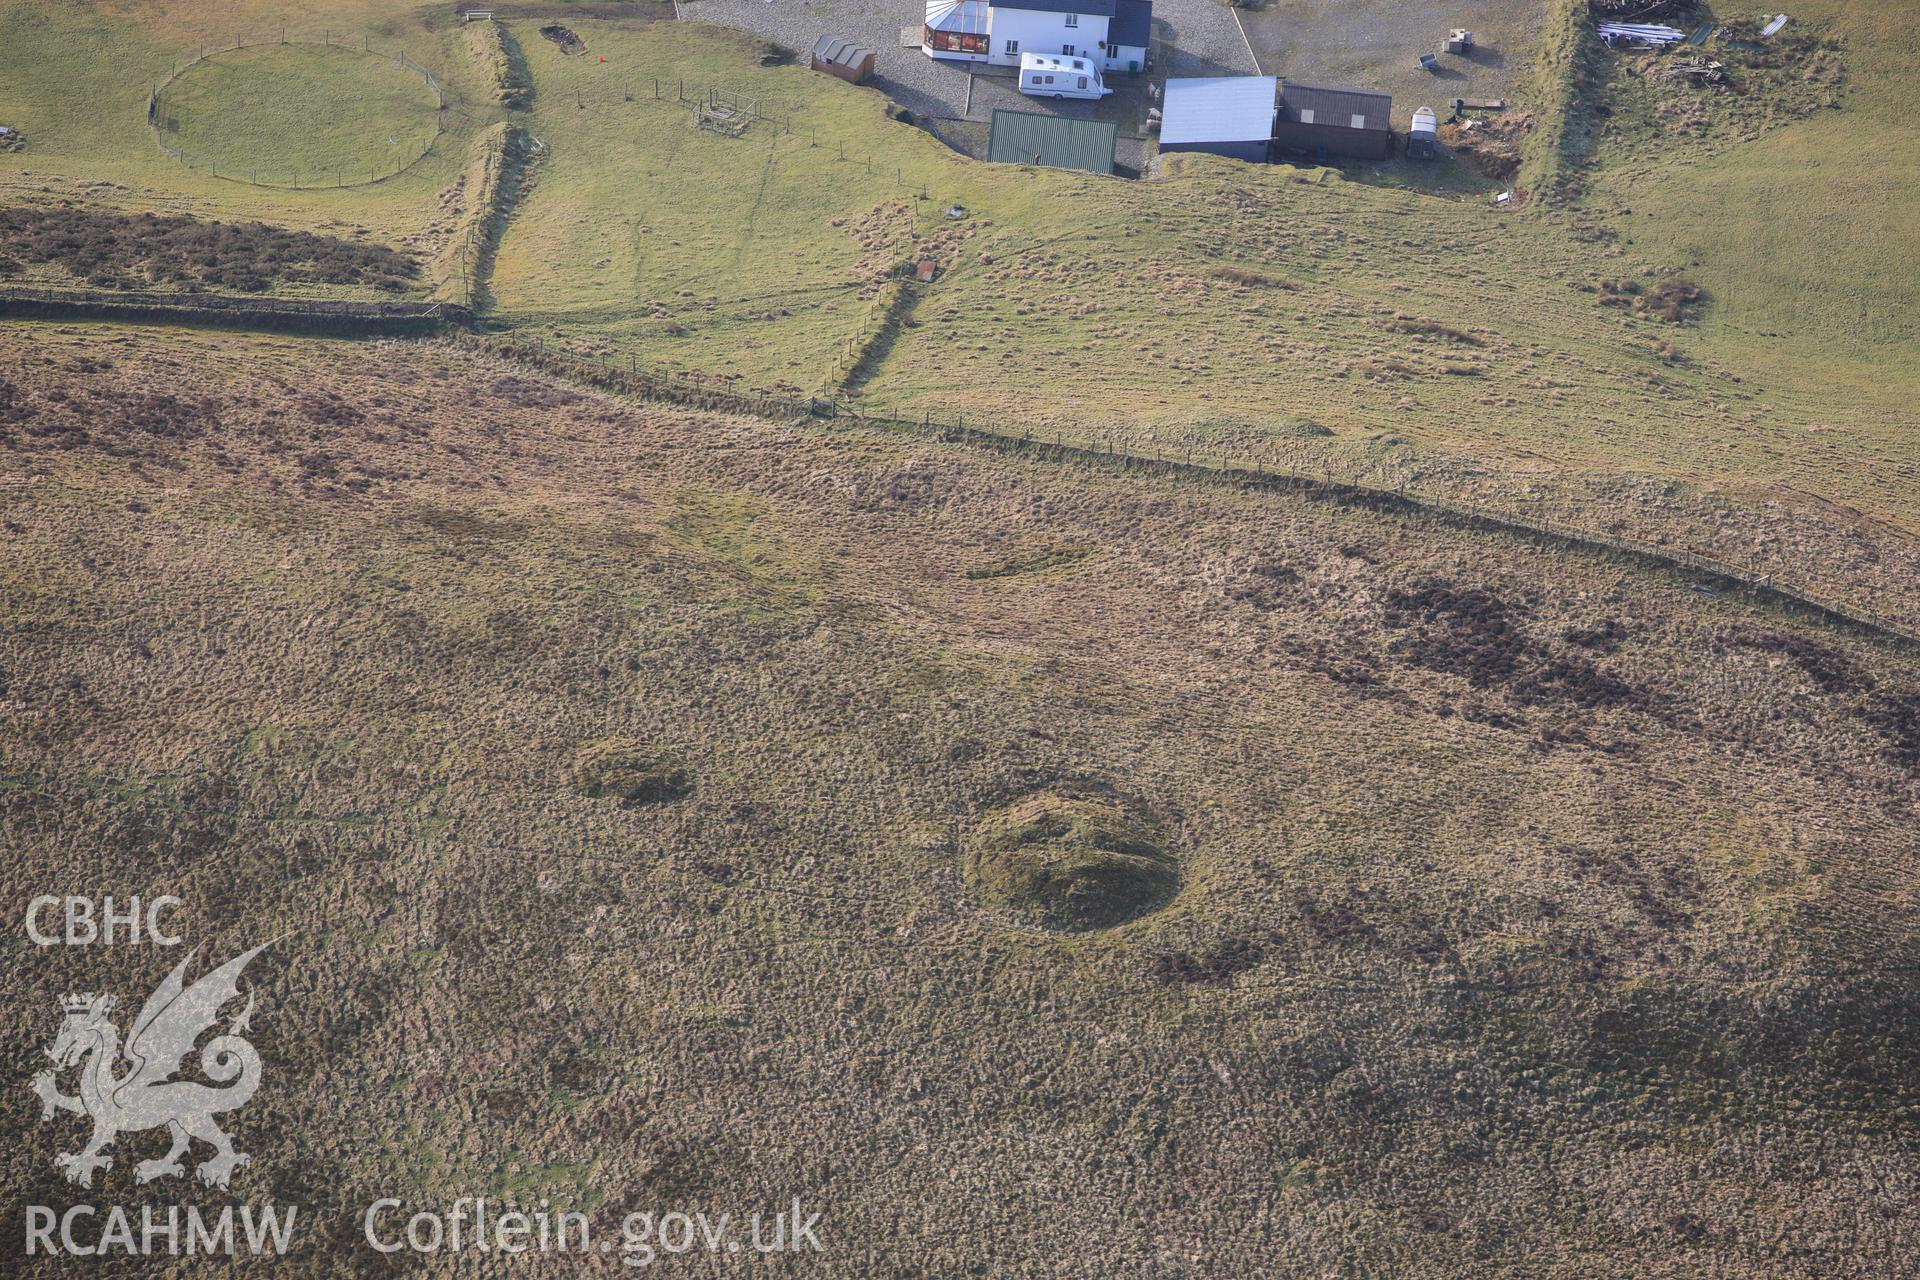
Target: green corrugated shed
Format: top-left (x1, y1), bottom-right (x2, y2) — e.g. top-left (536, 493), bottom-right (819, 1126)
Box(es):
top-left (986, 109), bottom-right (1118, 175)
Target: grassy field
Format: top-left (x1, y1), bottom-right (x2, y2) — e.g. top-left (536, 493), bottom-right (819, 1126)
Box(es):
top-left (1, 322), bottom-right (1916, 1274)
top-left (486, 20), bottom-right (1005, 393)
top-left (156, 42), bottom-right (442, 187)
top-left (0, 0), bottom-right (480, 258)
top-left (485, 29), bottom-right (1752, 432)
top-left (4, 2), bottom-right (1917, 579)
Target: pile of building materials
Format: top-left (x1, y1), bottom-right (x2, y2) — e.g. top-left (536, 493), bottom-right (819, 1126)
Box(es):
top-left (1662, 56), bottom-right (1727, 85)
top-left (1598, 22), bottom-right (1687, 48)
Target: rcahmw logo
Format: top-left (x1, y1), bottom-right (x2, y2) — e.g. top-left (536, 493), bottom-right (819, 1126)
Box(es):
top-left (22, 906), bottom-right (300, 1259)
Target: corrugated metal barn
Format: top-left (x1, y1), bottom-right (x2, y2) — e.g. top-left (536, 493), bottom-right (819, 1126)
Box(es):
top-left (1271, 80), bottom-right (1393, 161)
top-left (987, 109), bottom-right (1118, 175)
top-left (1158, 76), bottom-right (1276, 163)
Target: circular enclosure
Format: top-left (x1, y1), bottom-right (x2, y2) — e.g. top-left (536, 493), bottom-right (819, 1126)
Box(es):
top-left (152, 41), bottom-right (441, 188)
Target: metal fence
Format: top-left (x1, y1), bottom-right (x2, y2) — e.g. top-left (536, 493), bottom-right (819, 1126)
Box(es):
top-left (466, 333), bottom-right (1920, 652)
top-left (2, 275), bottom-right (1905, 647)
top-left (146, 32), bottom-right (445, 189)
top-left (466, 330), bottom-right (815, 419)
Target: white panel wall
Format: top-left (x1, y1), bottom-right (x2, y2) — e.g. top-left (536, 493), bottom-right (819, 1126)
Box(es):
top-left (985, 9), bottom-right (1111, 66)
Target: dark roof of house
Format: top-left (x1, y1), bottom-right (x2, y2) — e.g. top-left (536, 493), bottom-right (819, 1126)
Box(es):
top-left (986, 108), bottom-right (1118, 174)
top-left (1109, 0), bottom-right (1152, 48)
top-left (812, 35), bottom-right (875, 66)
top-left (990, 0), bottom-right (1118, 17)
top-left (1278, 80), bottom-right (1391, 132)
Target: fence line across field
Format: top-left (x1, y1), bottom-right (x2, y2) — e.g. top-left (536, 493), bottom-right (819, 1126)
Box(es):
top-left (0, 277), bottom-right (1906, 649)
top-left (470, 330), bottom-right (1920, 654)
top-left (0, 286), bottom-right (463, 338)
top-left (0, 285), bottom-right (451, 318)
top-left (145, 31), bottom-right (445, 190)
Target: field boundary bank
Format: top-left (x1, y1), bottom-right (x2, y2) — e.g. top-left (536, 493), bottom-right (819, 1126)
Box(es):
top-left (0, 286), bottom-right (465, 336)
top-left (458, 331), bottom-right (820, 418)
top-left (432, 124), bottom-right (538, 308)
top-left (441, 3), bottom-right (663, 19)
top-left (859, 415), bottom-right (1920, 653)
top-left (465, 333), bottom-right (1920, 655)
top-left (146, 32), bottom-right (446, 189)
top-left (827, 279), bottom-right (921, 393)
top-left (1516, 0), bottom-right (1603, 202)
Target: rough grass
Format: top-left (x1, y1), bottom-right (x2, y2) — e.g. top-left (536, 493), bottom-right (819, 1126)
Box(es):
top-left (0, 205), bottom-right (418, 292)
top-left (570, 740), bottom-right (694, 806)
top-left (963, 545), bottom-right (1093, 579)
top-left (0, 1), bottom-right (1917, 1269)
top-left (473, 19), bottom-right (1920, 571)
top-left (1, 324), bottom-right (1916, 1275)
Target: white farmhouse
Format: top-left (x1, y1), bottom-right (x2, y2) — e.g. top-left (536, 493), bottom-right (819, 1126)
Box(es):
top-left (923, 0), bottom-right (1150, 75)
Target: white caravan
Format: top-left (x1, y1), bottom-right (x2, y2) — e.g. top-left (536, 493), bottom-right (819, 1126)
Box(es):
top-left (1017, 52), bottom-right (1111, 99)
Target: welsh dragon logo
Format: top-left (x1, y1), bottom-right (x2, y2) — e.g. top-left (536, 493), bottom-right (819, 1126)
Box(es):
top-left (31, 943), bottom-right (272, 1189)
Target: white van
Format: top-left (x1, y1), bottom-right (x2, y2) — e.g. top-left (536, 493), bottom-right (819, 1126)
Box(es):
top-left (1017, 52), bottom-right (1111, 100)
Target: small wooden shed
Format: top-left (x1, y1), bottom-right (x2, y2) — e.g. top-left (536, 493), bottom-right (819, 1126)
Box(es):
top-left (812, 35), bottom-right (877, 84)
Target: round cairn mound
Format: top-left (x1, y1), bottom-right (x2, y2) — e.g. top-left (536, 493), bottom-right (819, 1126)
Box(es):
top-left (571, 740), bottom-right (693, 808)
top-left (965, 785), bottom-right (1179, 931)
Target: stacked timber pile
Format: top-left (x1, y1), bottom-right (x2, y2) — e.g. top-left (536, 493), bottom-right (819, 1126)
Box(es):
top-left (1598, 21), bottom-right (1688, 47)
top-left (1590, 0), bottom-right (1684, 15)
